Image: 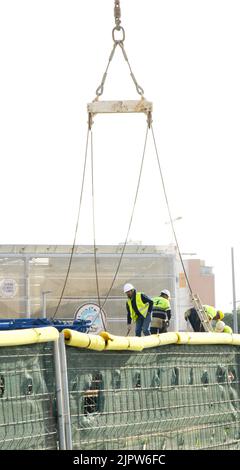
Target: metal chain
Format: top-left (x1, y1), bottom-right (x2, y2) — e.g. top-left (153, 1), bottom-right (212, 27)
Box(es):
top-left (94, 0), bottom-right (144, 98)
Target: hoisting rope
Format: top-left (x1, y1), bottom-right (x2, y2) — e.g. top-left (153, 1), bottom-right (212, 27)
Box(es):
top-left (90, 130), bottom-right (107, 330)
top-left (98, 122), bottom-right (195, 311)
top-left (53, 0), bottom-right (195, 325)
top-left (91, 1), bottom-right (195, 310)
top-left (85, 124), bottom-right (149, 330)
top-left (52, 128), bottom-right (90, 319)
top-left (83, 0), bottom-right (149, 328)
top-left (97, 122), bottom-right (195, 313)
top-left (101, 124), bottom-right (149, 310)
top-left (150, 124), bottom-right (194, 298)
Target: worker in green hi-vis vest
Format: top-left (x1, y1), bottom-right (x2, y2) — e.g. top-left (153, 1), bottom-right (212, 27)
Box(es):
top-left (150, 289), bottom-right (171, 334)
top-left (215, 320), bottom-right (233, 334)
top-left (185, 305), bottom-right (224, 332)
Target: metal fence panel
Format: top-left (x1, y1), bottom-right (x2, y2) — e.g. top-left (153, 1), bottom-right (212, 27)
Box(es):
top-left (66, 344), bottom-right (240, 450)
top-left (0, 343), bottom-right (58, 450)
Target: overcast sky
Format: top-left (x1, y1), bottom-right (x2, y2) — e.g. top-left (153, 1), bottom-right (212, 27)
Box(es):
top-left (0, 0), bottom-right (240, 311)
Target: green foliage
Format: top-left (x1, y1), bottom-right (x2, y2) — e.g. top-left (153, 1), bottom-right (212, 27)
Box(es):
top-left (224, 312), bottom-right (240, 331)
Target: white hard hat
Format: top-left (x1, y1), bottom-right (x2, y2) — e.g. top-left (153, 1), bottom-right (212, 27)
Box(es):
top-left (161, 289), bottom-right (170, 298)
top-left (123, 283), bottom-right (135, 293)
top-left (215, 320), bottom-right (225, 332)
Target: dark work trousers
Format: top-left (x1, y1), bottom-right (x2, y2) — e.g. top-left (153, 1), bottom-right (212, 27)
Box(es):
top-left (185, 308), bottom-right (205, 332)
top-left (135, 311), bottom-right (151, 336)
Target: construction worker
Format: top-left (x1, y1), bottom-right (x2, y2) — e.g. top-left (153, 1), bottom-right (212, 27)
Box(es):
top-left (185, 305), bottom-right (224, 332)
top-left (124, 283), bottom-right (153, 337)
top-left (215, 320), bottom-right (233, 334)
top-left (150, 289), bottom-right (171, 334)
top-left (204, 305), bottom-right (224, 322)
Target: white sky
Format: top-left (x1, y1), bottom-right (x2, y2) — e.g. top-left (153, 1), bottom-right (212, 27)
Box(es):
top-left (0, 0), bottom-right (240, 312)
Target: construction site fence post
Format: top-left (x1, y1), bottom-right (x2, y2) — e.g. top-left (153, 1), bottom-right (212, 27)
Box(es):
top-left (59, 333), bottom-right (73, 450)
top-left (53, 339), bottom-right (66, 450)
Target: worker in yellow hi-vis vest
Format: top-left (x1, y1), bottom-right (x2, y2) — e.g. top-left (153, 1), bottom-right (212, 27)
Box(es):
top-left (124, 283), bottom-right (153, 337)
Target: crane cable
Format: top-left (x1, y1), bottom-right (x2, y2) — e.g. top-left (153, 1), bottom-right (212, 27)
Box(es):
top-left (96, 122), bottom-right (195, 317)
top-left (53, 0), bottom-right (195, 323)
top-left (52, 127), bottom-right (90, 319)
top-left (84, 124), bottom-right (149, 331)
top-left (99, 121), bottom-right (195, 312)
top-left (52, 120), bottom-right (194, 322)
top-left (150, 124), bottom-right (194, 297)
top-left (83, 0), bottom-right (148, 329)
top-left (92, 0), bottom-right (194, 309)
top-left (101, 124), bottom-right (149, 310)
top-left (90, 130), bottom-right (107, 330)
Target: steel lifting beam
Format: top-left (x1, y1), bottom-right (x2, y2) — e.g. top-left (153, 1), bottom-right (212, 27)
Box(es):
top-left (87, 99), bottom-right (152, 115)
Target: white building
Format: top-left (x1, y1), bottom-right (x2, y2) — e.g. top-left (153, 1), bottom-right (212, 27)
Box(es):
top-left (0, 244), bottom-right (215, 334)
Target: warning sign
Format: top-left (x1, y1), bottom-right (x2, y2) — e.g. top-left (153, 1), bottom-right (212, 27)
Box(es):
top-left (0, 279), bottom-right (18, 298)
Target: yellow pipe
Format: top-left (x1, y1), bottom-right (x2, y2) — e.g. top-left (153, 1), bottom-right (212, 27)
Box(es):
top-left (232, 334), bottom-right (240, 346)
top-left (158, 332), bottom-right (179, 345)
top-left (87, 334), bottom-right (106, 351)
top-left (100, 332), bottom-right (130, 350)
top-left (132, 332), bottom-right (178, 350)
top-left (63, 329), bottom-right (90, 348)
top-left (140, 334), bottom-right (162, 349)
top-left (63, 329), bottom-right (240, 351)
top-left (128, 337), bottom-right (144, 351)
top-left (0, 327), bottom-right (59, 347)
top-left (100, 331), bottom-right (179, 350)
top-left (177, 332), bottom-right (233, 345)
top-left (63, 329), bottom-right (105, 351)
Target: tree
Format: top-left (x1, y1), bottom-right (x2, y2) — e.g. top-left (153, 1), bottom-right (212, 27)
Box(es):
top-left (223, 312), bottom-right (240, 331)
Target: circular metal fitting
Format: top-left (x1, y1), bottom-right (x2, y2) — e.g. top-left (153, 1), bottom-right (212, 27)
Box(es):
top-left (112, 26), bottom-right (125, 43)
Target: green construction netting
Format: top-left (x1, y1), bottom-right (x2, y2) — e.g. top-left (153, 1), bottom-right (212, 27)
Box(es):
top-left (1, 342), bottom-right (240, 450)
top-left (66, 344), bottom-right (240, 450)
